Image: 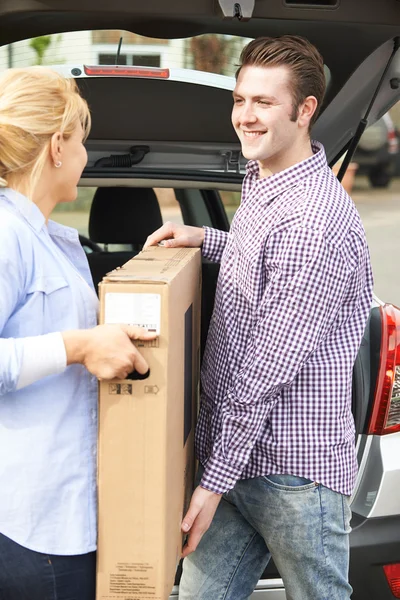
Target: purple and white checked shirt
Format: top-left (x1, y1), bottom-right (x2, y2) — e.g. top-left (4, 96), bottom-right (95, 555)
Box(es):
top-left (198, 141), bottom-right (373, 496)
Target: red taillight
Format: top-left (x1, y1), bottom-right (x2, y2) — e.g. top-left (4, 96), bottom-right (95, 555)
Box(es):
top-left (387, 128), bottom-right (399, 154)
top-left (83, 65), bottom-right (170, 79)
top-left (368, 304), bottom-right (400, 435)
top-left (383, 563), bottom-right (400, 597)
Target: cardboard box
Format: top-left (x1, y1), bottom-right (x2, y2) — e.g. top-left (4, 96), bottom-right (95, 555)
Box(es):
top-left (96, 246), bottom-right (201, 600)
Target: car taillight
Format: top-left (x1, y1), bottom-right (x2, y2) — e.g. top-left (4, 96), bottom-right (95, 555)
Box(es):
top-left (368, 304), bottom-right (400, 435)
top-left (387, 128), bottom-right (399, 154)
top-left (83, 65), bottom-right (170, 79)
top-left (383, 563), bottom-right (400, 597)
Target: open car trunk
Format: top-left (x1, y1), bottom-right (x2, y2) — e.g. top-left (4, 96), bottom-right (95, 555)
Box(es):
top-left (1, 0), bottom-right (400, 167)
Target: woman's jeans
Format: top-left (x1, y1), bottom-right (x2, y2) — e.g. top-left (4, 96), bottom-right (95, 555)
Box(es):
top-left (0, 532), bottom-right (95, 600)
top-left (179, 470), bottom-right (353, 600)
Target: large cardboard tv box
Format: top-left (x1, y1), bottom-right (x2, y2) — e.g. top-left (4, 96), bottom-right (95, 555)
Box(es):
top-left (96, 246), bottom-right (201, 600)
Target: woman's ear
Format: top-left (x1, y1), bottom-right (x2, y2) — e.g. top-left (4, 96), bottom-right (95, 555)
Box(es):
top-left (50, 132), bottom-right (63, 167)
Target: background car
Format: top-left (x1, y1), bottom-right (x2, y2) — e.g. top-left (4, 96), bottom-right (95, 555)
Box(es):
top-left (355, 112), bottom-right (399, 188)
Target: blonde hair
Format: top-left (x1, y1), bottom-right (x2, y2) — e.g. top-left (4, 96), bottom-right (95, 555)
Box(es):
top-left (0, 67), bottom-right (91, 197)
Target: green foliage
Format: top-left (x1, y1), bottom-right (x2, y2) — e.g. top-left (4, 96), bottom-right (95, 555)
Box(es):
top-left (29, 36), bottom-right (52, 65)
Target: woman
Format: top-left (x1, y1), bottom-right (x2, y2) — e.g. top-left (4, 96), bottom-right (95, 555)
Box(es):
top-left (0, 67), bottom-right (154, 600)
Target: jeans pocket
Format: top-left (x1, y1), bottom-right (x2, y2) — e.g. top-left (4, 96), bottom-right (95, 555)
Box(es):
top-left (262, 473), bottom-right (319, 492)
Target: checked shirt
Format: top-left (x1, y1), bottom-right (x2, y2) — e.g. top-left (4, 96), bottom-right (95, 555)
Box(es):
top-left (198, 141), bottom-right (373, 496)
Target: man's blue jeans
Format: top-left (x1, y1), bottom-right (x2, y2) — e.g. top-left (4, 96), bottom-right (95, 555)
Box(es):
top-left (179, 470), bottom-right (352, 600)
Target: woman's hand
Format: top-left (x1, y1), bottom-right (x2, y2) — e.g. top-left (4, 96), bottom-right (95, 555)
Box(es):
top-left (62, 324), bottom-right (157, 380)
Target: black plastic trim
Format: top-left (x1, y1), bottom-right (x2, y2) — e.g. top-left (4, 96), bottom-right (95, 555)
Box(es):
top-left (364, 306), bottom-right (382, 432)
top-left (202, 189), bottom-right (230, 232)
top-left (349, 514), bottom-right (400, 599)
top-left (82, 168), bottom-right (245, 185)
top-left (284, 0), bottom-right (339, 7)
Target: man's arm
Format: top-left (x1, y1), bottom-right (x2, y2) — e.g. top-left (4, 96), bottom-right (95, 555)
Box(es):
top-left (200, 225), bottom-right (355, 494)
top-left (201, 226), bottom-right (229, 264)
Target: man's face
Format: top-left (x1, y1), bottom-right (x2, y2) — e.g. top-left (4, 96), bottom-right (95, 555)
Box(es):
top-left (232, 65), bottom-right (302, 174)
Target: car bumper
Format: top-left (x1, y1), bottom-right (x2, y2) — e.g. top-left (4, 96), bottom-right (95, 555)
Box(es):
top-left (354, 147), bottom-right (397, 170)
top-left (169, 579), bottom-right (287, 598)
top-left (350, 513), bottom-right (400, 599)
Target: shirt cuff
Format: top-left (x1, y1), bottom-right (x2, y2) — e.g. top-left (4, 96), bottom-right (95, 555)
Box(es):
top-left (200, 454), bottom-right (243, 494)
top-left (202, 227), bottom-right (229, 263)
top-left (16, 332), bottom-right (67, 390)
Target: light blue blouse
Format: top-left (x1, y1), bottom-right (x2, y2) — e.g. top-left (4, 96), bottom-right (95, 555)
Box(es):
top-left (0, 188), bottom-right (99, 555)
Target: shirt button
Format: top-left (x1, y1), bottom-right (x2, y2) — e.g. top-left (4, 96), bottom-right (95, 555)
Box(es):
top-left (91, 409), bottom-right (96, 421)
top-left (92, 446), bottom-right (96, 457)
top-left (247, 441), bottom-right (252, 448)
top-left (226, 478), bottom-right (233, 485)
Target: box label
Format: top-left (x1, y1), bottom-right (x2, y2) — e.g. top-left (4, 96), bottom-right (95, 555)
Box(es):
top-left (104, 293), bottom-right (161, 334)
top-left (102, 562), bottom-right (160, 599)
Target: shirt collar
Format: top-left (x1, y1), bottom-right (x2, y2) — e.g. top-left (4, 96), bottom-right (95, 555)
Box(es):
top-left (47, 219), bottom-right (80, 242)
top-left (245, 140), bottom-right (327, 199)
top-left (0, 187), bottom-right (45, 232)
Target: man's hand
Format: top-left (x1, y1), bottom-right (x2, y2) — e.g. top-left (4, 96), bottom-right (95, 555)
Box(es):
top-left (143, 221), bottom-right (205, 250)
top-left (181, 485), bottom-right (222, 558)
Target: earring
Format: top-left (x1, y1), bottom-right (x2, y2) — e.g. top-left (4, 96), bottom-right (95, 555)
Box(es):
top-left (54, 161), bottom-right (62, 168)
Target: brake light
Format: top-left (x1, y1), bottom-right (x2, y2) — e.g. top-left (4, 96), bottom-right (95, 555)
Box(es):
top-left (83, 65), bottom-right (170, 79)
top-left (387, 128), bottom-right (399, 154)
top-left (383, 563), bottom-right (400, 597)
top-left (368, 304), bottom-right (400, 435)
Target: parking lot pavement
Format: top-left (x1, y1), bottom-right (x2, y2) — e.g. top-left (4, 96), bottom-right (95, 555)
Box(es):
top-left (352, 177), bottom-right (400, 307)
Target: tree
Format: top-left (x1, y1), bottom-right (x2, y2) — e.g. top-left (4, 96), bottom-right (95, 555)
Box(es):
top-left (29, 36), bottom-right (52, 65)
top-left (189, 34), bottom-right (235, 75)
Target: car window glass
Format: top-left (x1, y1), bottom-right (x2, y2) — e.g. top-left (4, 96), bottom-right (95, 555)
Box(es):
top-left (219, 190), bottom-right (241, 224)
top-left (154, 188), bottom-right (182, 225)
top-left (52, 187), bottom-right (95, 238)
top-left (0, 30), bottom-right (330, 82)
top-left (51, 186), bottom-right (183, 249)
top-left (0, 31), bottom-right (250, 76)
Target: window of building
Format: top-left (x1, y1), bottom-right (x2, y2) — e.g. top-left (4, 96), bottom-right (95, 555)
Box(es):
top-left (97, 53), bottom-right (160, 67)
top-left (98, 53), bottom-right (127, 65)
top-left (132, 54), bottom-right (160, 67)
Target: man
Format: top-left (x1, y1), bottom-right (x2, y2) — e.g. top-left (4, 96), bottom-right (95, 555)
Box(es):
top-left (145, 35), bottom-right (373, 600)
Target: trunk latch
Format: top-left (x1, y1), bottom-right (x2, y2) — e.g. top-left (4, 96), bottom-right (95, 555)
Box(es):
top-left (218, 0), bottom-right (255, 21)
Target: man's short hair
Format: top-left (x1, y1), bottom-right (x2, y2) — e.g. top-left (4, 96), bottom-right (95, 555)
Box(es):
top-left (236, 35), bottom-right (326, 128)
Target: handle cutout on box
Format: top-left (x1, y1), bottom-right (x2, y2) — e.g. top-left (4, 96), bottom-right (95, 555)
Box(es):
top-left (126, 369), bottom-right (150, 381)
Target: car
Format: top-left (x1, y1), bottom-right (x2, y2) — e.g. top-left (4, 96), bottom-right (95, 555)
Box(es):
top-left (354, 112), bottom-right (399, 188)
top-left (1, 1), bottom-right (400, 598)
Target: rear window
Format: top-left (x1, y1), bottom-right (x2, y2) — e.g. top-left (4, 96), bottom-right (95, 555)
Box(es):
top-left (0, 30), bottom-right (252, 77)
top-left (0, 29), bottom-right (334, 95)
